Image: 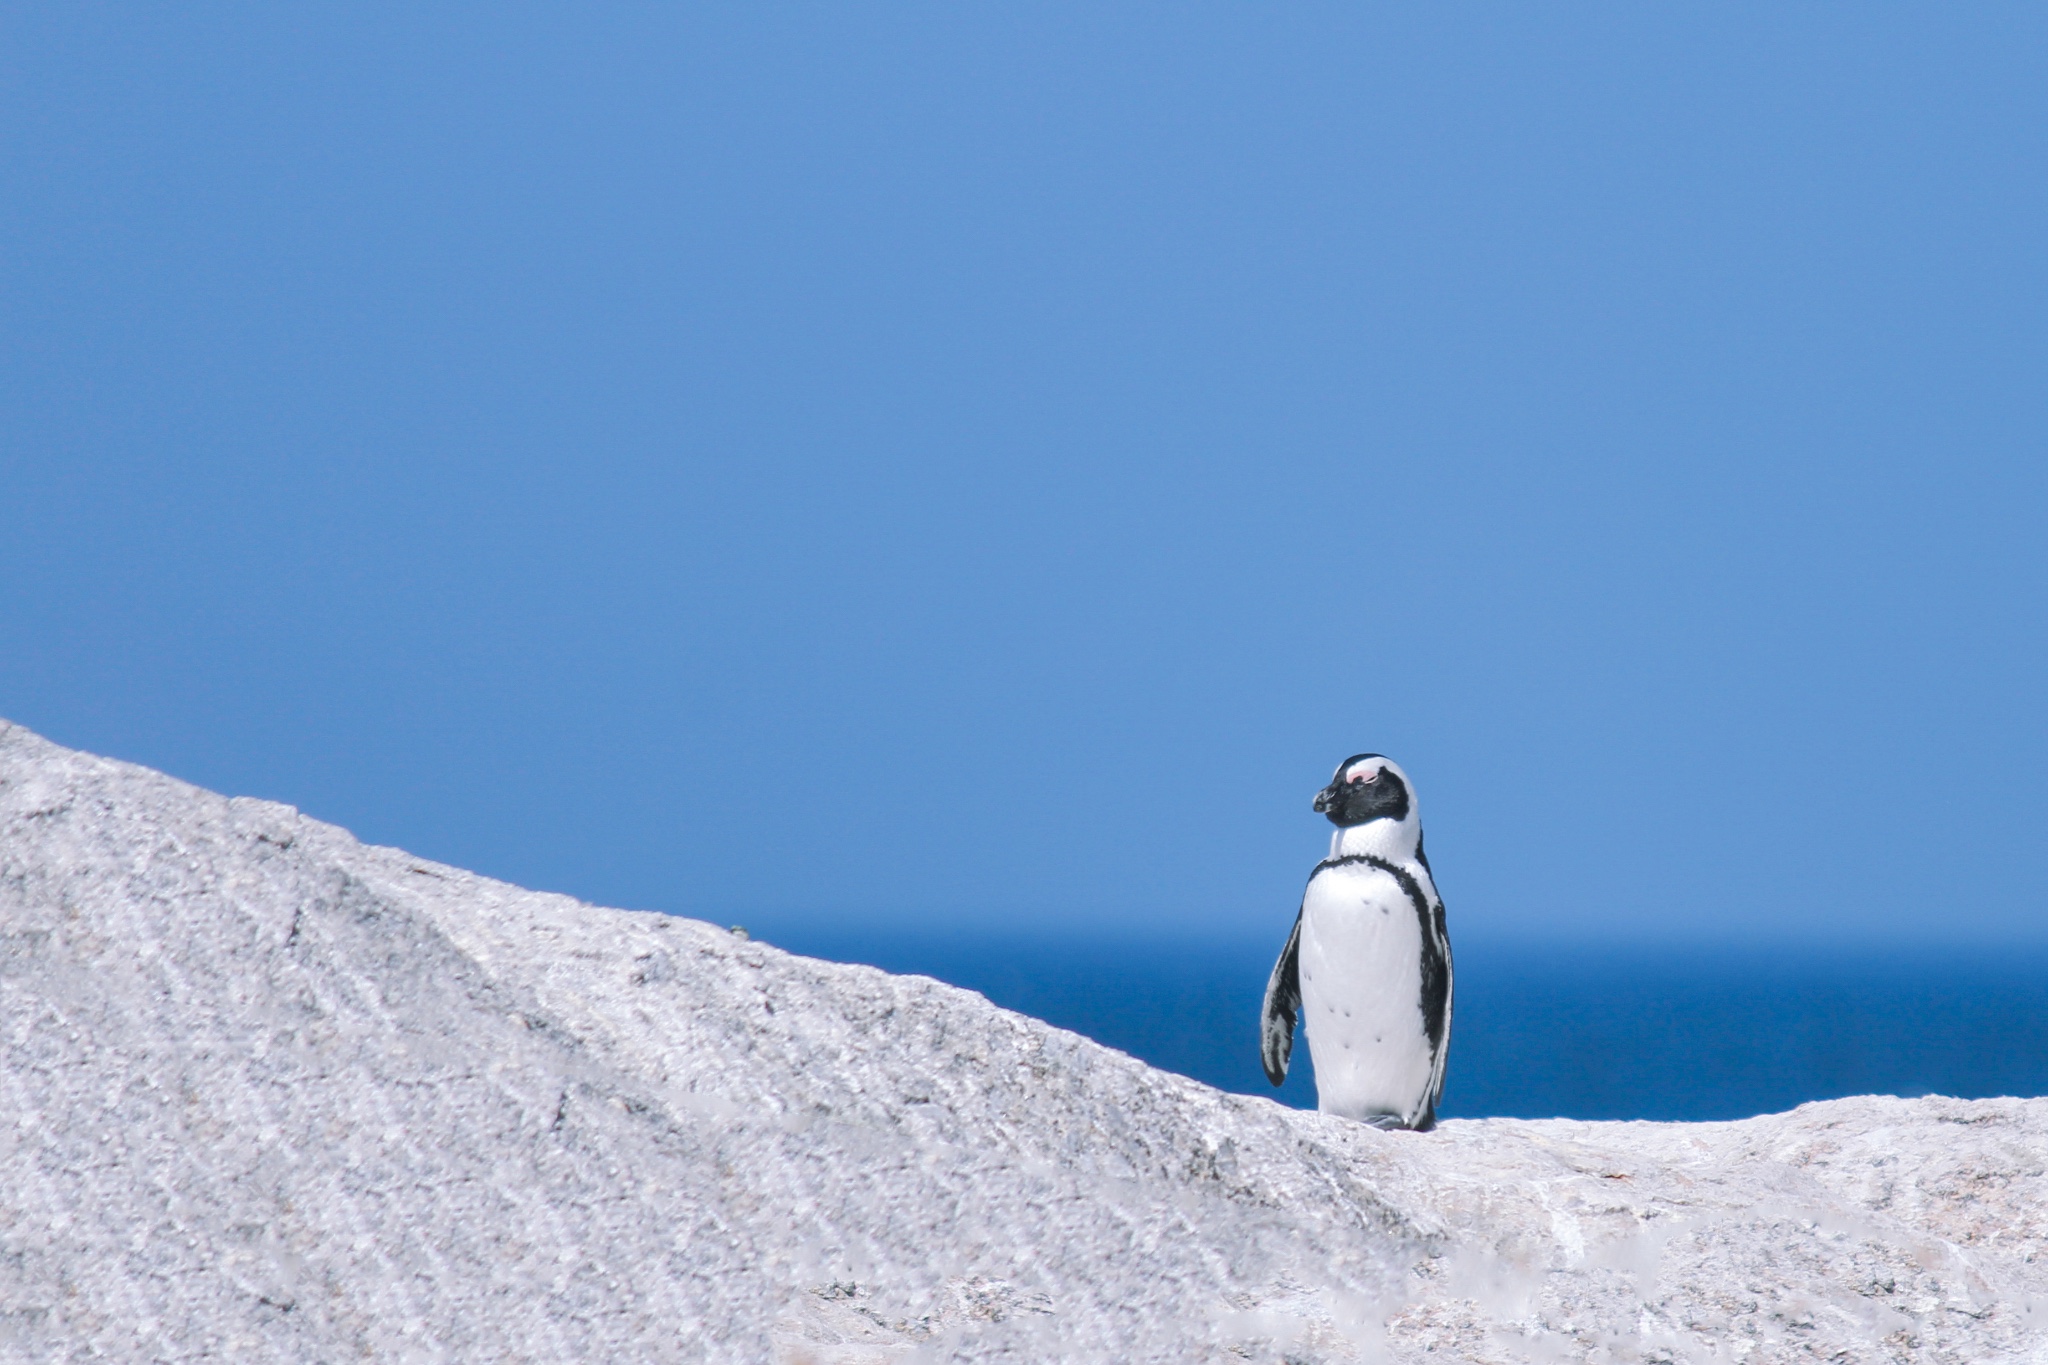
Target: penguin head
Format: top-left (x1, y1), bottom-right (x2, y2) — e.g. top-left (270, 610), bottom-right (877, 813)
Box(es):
top-left (1313, 754), bottom-right (1413, 829)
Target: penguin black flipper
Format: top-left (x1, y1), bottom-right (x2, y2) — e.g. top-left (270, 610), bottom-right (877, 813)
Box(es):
top-left (1260, 910), bottom-right (1303, 1086)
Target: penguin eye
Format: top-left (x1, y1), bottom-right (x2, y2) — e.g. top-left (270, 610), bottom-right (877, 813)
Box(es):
top-left (1350, 770), bottom-right (1378, 785)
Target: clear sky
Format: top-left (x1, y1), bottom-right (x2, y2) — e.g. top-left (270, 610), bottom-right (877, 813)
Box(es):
top-left (3, 6), bottom-right (2043, 946)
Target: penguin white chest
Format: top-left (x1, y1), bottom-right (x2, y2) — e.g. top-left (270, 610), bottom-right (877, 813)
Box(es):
top-left (1297, 862), bottom-right (1434, 1123)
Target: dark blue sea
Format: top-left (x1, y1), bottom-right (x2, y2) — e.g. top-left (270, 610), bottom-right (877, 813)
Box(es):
top-left (764, 929), bottom-right (2048, 1121)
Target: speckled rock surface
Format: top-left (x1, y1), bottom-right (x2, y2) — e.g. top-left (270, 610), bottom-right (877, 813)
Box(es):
top-left (1, 720), bottom-right (2042, 1363)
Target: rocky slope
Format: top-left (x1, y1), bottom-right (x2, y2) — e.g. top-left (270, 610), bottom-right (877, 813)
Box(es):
top-left (1, 720), bottom-right (2041, 1363)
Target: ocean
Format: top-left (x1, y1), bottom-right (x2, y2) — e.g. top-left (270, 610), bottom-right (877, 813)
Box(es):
top-left (763, 929), bottom-right (2048, 1121)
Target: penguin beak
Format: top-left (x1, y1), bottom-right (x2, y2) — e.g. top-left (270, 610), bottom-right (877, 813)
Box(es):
top-left (1312, 784), bottom-right (1336, 814)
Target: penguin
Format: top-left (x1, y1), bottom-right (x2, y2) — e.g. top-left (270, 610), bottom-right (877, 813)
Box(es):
top-left (1260, 754), bottom-right (1452, 1130)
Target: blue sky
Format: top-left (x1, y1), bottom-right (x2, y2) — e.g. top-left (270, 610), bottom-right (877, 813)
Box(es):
top-left (3, 5), bottom-right (2043, 946)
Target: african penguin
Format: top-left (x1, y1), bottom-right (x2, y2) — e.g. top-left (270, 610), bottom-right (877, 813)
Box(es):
top-left (1260, 754), bottom-right (1452, 1130)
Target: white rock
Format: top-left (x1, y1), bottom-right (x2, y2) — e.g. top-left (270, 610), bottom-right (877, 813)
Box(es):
top-left (0, 719), bottom-right (2041, 1363)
